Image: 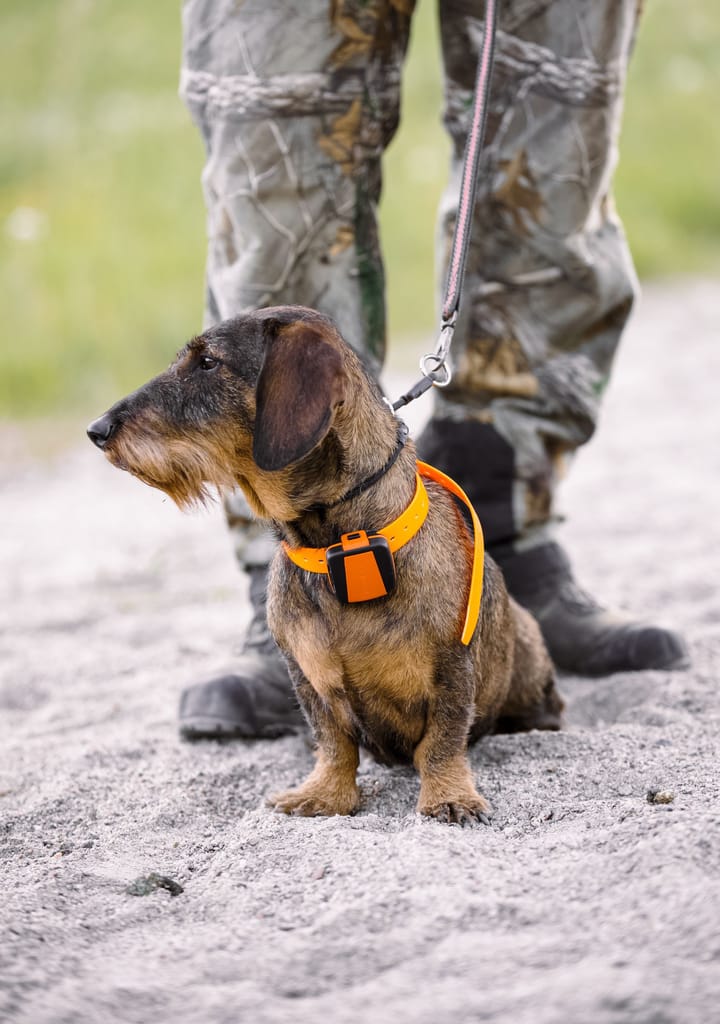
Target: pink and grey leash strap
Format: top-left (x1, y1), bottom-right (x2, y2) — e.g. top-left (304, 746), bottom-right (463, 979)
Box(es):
top-left (392, 0), bottom-right (499, 412)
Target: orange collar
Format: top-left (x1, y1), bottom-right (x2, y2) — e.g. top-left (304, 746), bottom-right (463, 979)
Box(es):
top-left (282, 461), bottom-right (484, 646)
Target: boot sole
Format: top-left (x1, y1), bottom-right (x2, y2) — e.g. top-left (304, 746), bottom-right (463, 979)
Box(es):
top-left (179, 715), bottom-right (304, 741)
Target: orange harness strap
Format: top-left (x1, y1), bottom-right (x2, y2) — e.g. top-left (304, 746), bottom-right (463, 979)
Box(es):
top-left (282, 461), bottom-right (484, 645)
top-left (416, 461), bottom-right (484, 646)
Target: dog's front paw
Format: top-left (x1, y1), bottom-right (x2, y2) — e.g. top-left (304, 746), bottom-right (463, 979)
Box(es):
top-left (268, 783), bottom-right (359, 818)
top-left (419, 796), bottom-right (491, 827)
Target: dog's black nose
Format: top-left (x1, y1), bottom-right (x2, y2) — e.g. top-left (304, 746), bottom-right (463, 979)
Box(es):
top-left (87, 413), bottom-right (117, 450)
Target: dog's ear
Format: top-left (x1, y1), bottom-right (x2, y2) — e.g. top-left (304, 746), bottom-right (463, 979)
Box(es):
top-left (253, 321), bottom-right (347, 471)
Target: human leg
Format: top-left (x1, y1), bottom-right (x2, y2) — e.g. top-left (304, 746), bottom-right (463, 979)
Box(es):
top-left (417, 0), bottom-right (687, 673)
top-left (178, 0), bottom-right (414, 736)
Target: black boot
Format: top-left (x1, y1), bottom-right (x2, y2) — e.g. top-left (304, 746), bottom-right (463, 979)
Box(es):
top-left (179, 566), bottom-right (306, 740)
top-left (496, 542), bottom-right (690, 676)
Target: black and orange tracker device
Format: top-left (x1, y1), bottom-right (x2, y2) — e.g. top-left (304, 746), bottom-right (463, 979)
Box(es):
top-left (326, 530), bottom-right (397, 604)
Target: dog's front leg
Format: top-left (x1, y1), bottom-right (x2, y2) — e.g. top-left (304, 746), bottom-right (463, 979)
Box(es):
top-left (268, 661), bottom-right (360, 818)
top-left (414, 667), bottom-right (491, 827)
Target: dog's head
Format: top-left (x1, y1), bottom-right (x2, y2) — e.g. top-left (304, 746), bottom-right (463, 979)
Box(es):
top-left (87, 306), bottom-right (390, 519)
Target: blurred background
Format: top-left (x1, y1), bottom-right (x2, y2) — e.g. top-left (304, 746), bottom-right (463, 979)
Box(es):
top-left (1, 0), bottom-right (719, 423)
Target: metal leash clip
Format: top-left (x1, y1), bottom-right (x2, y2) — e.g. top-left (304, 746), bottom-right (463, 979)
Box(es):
top-left (420, 313), bottom-right (456, 388)
top-left (391, 314), bottom-right (456, 411)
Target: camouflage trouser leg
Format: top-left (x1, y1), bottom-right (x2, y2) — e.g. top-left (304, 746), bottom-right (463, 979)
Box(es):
top-left (180, 0), bottom-right (412, 568)
top-left (180, 0), bottom-right (638, 568)
top-left (418, 0), bottom-right (640, 555)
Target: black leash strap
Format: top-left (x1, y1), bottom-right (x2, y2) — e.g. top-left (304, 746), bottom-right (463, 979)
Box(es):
top-left (393, 0), bottom-right (499, 412)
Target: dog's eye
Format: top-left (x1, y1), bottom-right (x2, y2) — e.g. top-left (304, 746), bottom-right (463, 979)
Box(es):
top-left (199, 355), bottom-right (219, 371)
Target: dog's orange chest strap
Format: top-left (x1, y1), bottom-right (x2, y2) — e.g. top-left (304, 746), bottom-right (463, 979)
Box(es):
top-left (282, 461), bottom-right (484, 646)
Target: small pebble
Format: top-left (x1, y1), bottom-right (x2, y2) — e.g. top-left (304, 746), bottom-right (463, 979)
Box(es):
top-left (646, 789), bottom-right (675, 805)
top-left (125, 873), bottom-right (184, 897)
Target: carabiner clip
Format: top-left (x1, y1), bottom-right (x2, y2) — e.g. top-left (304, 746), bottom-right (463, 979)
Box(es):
top-left (419, 313), bottom-right (456, 388)
top-left (419, 352), bottom-right (451, 387)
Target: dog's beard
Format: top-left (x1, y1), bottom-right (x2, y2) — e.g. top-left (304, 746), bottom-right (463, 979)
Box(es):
top-left (106, 428), bottom-right (238, 509)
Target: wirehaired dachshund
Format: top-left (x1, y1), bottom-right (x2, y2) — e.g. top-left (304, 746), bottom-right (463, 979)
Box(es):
top-left (88, 306), bottom-right (563, 825)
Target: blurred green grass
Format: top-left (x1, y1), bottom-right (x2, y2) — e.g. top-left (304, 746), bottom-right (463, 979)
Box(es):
top-left (1, 0), bottom-right (718, 418)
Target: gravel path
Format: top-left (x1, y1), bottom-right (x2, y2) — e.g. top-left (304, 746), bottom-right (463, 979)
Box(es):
top-left (1, 281), bottom-right (719, 1024)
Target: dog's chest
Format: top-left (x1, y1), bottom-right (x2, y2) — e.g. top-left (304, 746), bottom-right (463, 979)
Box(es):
top-left (286, 611), bottom-right (435, 759)
top-left (289, 618), bottom-right (434, 698)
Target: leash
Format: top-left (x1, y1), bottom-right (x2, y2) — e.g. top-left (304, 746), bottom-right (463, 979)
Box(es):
top-left (392, 0), bottom-right (499, 412)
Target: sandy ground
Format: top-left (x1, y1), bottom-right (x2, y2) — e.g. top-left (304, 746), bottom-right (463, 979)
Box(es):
top-left (1, 280), bottom-right (719, 1024)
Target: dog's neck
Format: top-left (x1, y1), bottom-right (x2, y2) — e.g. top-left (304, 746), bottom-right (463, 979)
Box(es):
top-left (305, 419), bottom-right (409, 515)
top-left (278, 407), bottom-right (418, 550)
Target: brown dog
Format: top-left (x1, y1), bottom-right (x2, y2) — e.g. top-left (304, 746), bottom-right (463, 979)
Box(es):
top-left (88, 306), bottom-right (563, 825)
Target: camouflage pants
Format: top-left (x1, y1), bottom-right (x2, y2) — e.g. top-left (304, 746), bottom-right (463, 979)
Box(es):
top-left (180, 0), bottom-right (639, 567)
